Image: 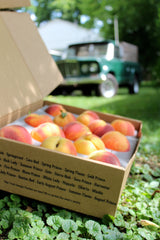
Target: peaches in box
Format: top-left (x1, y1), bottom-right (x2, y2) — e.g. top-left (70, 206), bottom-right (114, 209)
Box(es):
top-left (53, 112), bottom-right (76, 127)
top-left (0, 125), bottom-right (32, 144)
top-left (45, 104), bottom-right (66, 116)
top-left (88, 119), bottom-right (114, 137)
top-left (31, 122), bottom-right (65, 142)
top-left (77, 110), bottom-right (100, 126)
top-left (63, 121), bottom-right (91, 141)
top-left (101, 131), bottom-right (130, 152)
top-left (24, 113), bottom-right (52, 127)
top-left (74, 133), bottom-right (105, 155)
top-left (111, 119), bottom-right (135, 136)
top-left (41, 136), bottom-right (77, 156)
top-left (89, 150), bottom-right (121, 166)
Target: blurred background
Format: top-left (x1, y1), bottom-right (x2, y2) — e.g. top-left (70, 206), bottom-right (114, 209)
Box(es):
top-left (22, 0), bottom-right (160, 82)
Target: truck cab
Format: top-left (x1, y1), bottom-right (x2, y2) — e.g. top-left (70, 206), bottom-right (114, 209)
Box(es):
top-left (55, 40), bottom-right (142, 98)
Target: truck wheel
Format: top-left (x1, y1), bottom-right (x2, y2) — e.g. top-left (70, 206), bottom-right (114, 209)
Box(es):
top-left (98, 74), bottom-right (118, 98)
top-left (129, 76), bottom-right (139, 94)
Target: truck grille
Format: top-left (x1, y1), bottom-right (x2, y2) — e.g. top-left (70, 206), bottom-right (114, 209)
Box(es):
top-left (57, 60), bottom-right (80, 78)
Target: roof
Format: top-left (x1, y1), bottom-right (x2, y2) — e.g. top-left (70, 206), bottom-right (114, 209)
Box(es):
top-left (38, 19), bottom-right (103, 50)
top-left (68, 40), bottom-right (115, 48)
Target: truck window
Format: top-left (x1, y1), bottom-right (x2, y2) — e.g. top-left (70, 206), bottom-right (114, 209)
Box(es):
top-left (106, 43), bottom-right (114, 60)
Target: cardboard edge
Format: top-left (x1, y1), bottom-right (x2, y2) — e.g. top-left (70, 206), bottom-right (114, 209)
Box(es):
top-left (0, 0), bottom-right (31, 9)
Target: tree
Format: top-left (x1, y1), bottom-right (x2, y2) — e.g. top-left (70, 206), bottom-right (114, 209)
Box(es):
top-left (28, 0), bottom-right (81, 26)
top-left (77, 0), bottom-right (160, 78)
top-left (27, 0), bottom-right (160, 78)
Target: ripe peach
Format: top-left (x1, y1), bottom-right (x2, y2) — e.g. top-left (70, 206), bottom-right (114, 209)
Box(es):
top-left (101, 131), bottom-right (130, 152)
top-left (111, 119), bottom-right (135, 136)
top-left (89, 150), bottom-right (121, 166)
top-left (53, 111), bottom-right (76, 127)
top-left (63, 121), bottom-right (91, 141)
top-left (77, 110), bottom-right (100, 126)
top-left (31, 122), bottom-right (65, 142)
top-left (0, 125), bottom-right (32, 144)
top-left (88, 119), bottom-right (114, 137)
top-left (40, 136), bottom-right (77, 156)
top-left (74, 133), bottom-right (105, 155)
top-left (24, 113), bottom-right (52, 127)
top-left (45, 104), bottom-right (66, 116)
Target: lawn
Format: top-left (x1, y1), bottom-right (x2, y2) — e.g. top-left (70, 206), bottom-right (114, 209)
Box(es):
top-left (0, 81), bottom-right (159, 239)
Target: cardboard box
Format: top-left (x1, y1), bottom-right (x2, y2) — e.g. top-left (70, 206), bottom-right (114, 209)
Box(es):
top-left (0, 6), bottom-right (142, 218)
top-left (0, 0), bottom-right (30, 9)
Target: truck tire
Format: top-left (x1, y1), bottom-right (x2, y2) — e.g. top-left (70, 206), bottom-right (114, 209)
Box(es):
top-left (129, 76), bottom-right (139, 94)
top-left (98, 74), bottom-right (118, 98)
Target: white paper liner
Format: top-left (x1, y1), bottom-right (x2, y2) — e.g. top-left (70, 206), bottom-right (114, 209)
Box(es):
top-left (2, 105), bottom-right (139, 169)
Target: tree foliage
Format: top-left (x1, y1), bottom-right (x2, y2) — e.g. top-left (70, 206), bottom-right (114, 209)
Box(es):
top-left (28, 0), bottom-right (160, 78)
top-left (77, 0), bottom-right (160, 77)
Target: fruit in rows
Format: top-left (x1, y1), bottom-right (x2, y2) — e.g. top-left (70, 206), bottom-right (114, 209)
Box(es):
top-left (101, 131), bottom-right (130, 152)
top-left (31, 122), bottom-right (65, 142)
top-left (0, 125), bottom-right (32, 144)
top-left (41, 136), bottom-right (77, 156)
top-left (74, 133), bottom-right (105, 155)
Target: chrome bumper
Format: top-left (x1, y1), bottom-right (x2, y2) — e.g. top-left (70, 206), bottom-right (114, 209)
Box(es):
top-left (60, 74), bottom-right (106, 86)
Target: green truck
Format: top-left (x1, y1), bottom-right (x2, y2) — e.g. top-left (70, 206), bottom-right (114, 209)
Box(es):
top-left (54, 40), bottom-right (142, 98)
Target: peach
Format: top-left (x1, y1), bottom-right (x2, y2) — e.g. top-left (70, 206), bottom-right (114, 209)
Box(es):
top-left (74, 133), bottom-right (105, 155)
top-left (77, 110), bottom-right (100, 126)
top-left (0, 125), bottom-right (32, 144)
top-left (89, 150), bottom-right (121, 166)
top-left (45, 104), bottom-right (66, 116)
top-left (101, 131), bottom-right (130, 152)
top-left (88, 119), bottom-right (114, 137)
top-left (24, 113), bottom-right (52, 127)
top-left (41, 136), bottom-right (77, 156)
top-left (53, 111), bottom-right (76, 127)
top-left (31, 122), bottom-right (65, 142)
top-left (63, 121), bottom-right (91, 141)
top-left (111, 119), bottom-right (135, 136)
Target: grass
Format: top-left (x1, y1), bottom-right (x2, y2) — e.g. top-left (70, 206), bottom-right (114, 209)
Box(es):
top-left (0, 80), bottom-right (159, 239)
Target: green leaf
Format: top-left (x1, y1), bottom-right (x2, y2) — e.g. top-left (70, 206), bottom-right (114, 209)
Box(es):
top-left (10, 194), bottom-right (21, 203)
top-left (85, 220), bottom-right (101, 237)
top-left (46, 215), bottom-right (63, 231)
top-left (149, 181), bottom-right (159, 189)
top-left (62, 219), bottom-right (78, 233)
top-left (137, 228), bottom-right (157, 240)
top-left (56, 209), bottom-right (72, 219)
top-left (56, 232), bottom-right (69, 239)
top-left (61, 111), bottom-right (67, 118)
top-left (0, 200), bottom-right (5, 210)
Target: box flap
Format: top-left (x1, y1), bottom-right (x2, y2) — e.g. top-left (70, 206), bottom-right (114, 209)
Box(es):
top-left (0, 12), bottom-right (63, 119)
top-left (0, 0), bottom-right (30, 9)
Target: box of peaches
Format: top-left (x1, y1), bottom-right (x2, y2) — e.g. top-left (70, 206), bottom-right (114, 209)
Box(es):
top-left (0, 0), bottom-right (142, 218)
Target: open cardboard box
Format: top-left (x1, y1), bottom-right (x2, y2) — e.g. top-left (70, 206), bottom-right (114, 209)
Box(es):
top-left (0, 1), bottom-right (142, 218)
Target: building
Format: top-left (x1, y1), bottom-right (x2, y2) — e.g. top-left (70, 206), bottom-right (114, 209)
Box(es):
top-left (38, 18), bottom-right (103, 51)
